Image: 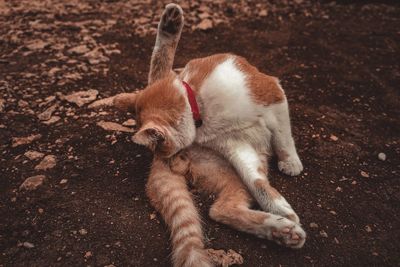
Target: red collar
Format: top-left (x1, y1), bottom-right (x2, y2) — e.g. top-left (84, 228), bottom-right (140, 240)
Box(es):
top-left (182, 81), bottom-right (202, 128)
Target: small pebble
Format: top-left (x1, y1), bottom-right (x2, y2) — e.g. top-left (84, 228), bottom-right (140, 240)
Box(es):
top-left (320, 230), bottom-right (328, 238)
top-left (330, 134), bottom-right (338, 141)
top-left (79, 229), bottom-right (88, 235)
top-left (378, 153), bottom-right (386, 161)
top-left (309, 222), bottom-right (319, 229)
top-left (59, 179), bottom-right (68, 185)
top-left (23, 242), bottom-right (35, 249)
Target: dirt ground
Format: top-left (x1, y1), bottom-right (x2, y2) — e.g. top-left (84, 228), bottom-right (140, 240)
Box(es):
top-left (1, 0), bottom-right (399, 266)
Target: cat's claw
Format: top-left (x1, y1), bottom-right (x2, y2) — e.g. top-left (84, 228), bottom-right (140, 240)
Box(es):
top-left (159, 3), bottom-right (184, 36)
top-left (278, 155), bottom-right (303, 176)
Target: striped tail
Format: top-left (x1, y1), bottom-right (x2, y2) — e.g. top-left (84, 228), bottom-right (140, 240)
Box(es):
top-left (146, 158), bottom-right (213, 267)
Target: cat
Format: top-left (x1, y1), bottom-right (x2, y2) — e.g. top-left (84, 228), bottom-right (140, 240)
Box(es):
top-left (114, 4), bottom-right (306, 266)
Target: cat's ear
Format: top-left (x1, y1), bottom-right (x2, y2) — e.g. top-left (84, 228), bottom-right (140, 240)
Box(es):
top-left (113, 92), bottom-right (140, 112)
top-left (132, 125), bottom-right (165, 151)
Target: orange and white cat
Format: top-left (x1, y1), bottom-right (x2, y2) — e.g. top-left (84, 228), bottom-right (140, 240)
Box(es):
top-left (114, 4), bottom-right (306, 266)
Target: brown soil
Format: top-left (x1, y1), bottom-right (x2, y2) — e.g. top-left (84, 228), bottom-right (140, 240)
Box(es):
top-left (1, 1), bottom-right (399, 266)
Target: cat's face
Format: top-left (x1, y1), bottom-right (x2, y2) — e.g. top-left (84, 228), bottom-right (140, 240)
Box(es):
top-left (114, 77), bottom-right (196, 158)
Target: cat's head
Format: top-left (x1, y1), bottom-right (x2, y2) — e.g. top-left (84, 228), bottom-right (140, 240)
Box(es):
top-left (114, 76), bottom-right (196, 158)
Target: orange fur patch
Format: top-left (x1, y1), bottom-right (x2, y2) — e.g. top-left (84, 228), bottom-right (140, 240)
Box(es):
top-left (254, 179), bottom-right (281, 199)
top-left (181, 53), bottom-right (231, 92)
top-left (235, 56), bottom-right (285, 105)
top-left (136, 75), bottom-right (185, 126)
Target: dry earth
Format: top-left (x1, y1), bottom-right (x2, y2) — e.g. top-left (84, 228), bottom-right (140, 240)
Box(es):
top-left (1, 0), bottom-right (399, 266)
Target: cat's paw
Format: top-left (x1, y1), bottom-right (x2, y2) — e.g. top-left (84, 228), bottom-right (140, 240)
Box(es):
top-left (272, 197), bottom-right (300, 224)
top-left (278, 155), bottom-right (303, 176)
top-left (265, 215), bottom-right (306, 249)
top-left (159, 3), bottom-right (184, 36)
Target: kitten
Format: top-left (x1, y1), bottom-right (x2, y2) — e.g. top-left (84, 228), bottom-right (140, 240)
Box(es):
top-left (115, 4), bottom-right (306, 266)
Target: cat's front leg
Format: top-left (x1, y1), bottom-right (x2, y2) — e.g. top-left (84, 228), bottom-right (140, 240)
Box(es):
top-left (268, 100), bottom-right (303, 176)
top-left (220, 141), bottom-right (300, 223)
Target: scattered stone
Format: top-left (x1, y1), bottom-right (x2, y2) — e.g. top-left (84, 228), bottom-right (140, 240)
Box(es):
top-left (259, 9), bottom-right (268, 17)
top-left (196, 19), bottom-right (213, 30)
top-left (88, 96), bottom-right (115, 109)
top-left (319, 230), bottom-right (328, 238)
top-left (84, 48), bottom-right (109, 65)
top-left (35, 155), bottom-right (57, 170)
top-left (60, 179), bottom-right (68, 185)
top-left (335, 186), bottom-right (343, 192)
top-left (378, 153), bottom-right (386, 161)
top-left (38, 208), bottom-right (44, 214)
top-left (97, 121), bottom-right (135, 133)
top-left (24, 150), bottom-right (44, 160)
top-left (207, 248), bottom-right (244, 267)
top-left (122, 119), bottom-right (136, 127)
top-left (63, 89), bottom-right (99, 107)
top-left (84, 251), bottom-right (92, 258)
top-left (68, 44), bottom-right (90, 55)
top-left (79, 228), bottom-right (88, 235)
top-left (360, 171), bottom-right (369, 178)
top-left (48, 67), bottom-right (61, 77)
top-left (63, 72), bottom-right (82, 81)
top-left (18, 100), bottom-right (29, 108)
top-left (334, 237), bottom-right (340, 244)
top-left (26, 39), bottom-right (48, 50)
top-left (42, 116), bottom-right (61, 125)
top-left (19, 175), bottom-right (46, 191)
top-left (0, 98), bottom-right (4, 112)
top-left (365, 225), bottom-right (372, 233)
top-left (150, 213), bottom-right (156, 220)
top-left (309, 222), bottom-right (319, 229)
top-left (38, 104), bottom-right (58, 121)
top-left (12, 134), bottom-right (42, 147)
top-left (330, 134), bottom-right (339, 141)
top-left (22, 242), bottom-right (35, 249)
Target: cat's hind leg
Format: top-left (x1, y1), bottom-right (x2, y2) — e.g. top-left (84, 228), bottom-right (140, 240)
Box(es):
top-left (177, 146), bottom-right (306, 249)
top-left (220, 142), bottom-right (301, 223)
top-left (149, 3), bottom-right (184, 84)
top-left (265, 99), bottom-right (303, 176)
top-left (209, 185), bottom-right (306, 249)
